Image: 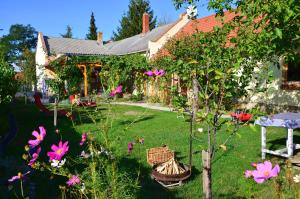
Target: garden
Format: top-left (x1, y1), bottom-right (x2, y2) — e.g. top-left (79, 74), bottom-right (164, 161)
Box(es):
top-left (1, 99), bottom-right (300, 198)
top-left (0, 0), bottom-right (300, 198)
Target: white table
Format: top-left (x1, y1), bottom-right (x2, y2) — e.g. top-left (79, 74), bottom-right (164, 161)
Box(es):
top-left (255, 112), bottom-right (300, 159)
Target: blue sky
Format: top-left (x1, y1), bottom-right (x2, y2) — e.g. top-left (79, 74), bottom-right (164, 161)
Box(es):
top-left (0, 0), bottom-right (213, 41)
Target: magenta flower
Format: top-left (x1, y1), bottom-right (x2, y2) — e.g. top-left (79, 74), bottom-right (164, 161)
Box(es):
top-left (110, 85), bottom-right (123, 97)
top-left (80, 133), bottom-right (87, 146)
top-left (28, 126), bottom-right (46, 148)
top-left (47, 141), bottom-right (69, 161)
top-left (251, 161), bottom-right (280, 183)
top-left (244, 170), bottom-right (253, 178)
top-left (154, 69), bottom-right (165, 77)
top-left (128, 142), bottom-right (134, 154)
top-left (66, 175), bottom-right (80, 187)
top-left (8, 171), bottom-right (30, 182)
top-left (28, 147), bottom-right (41, 167)
top-left (144, 71), bottom-right (154, 76)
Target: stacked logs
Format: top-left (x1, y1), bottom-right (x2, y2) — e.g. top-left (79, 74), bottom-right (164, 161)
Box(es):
top-left (155, 158), bottom-right (185, 175)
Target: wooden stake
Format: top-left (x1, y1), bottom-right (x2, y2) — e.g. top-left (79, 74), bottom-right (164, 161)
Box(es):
top-left (202, 150), bottom-right (211, 199)
top-left (54, 98), bottom-right (57, 127)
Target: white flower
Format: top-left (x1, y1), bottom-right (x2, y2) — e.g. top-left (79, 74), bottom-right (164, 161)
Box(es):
top-left (187, 5), bottom-right (198, 19)
top-left (197, 128), bottom-right (203, 133)
top-left (51, 159), bottom-right (66, 168)
top-left (80, 183), bottom-right (86, 193)
top-left (80, 151), bottom-right (91, 159)
top-left (293, 175), bottom-right (300, 183)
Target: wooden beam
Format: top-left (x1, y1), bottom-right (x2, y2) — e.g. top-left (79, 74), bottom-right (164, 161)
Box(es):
top-left (83, 65), bottom-right (88, 97)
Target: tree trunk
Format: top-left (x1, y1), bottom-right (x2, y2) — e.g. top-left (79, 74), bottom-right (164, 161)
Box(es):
top-left (192, 77), bottom-right (199, 121)
top-left (202, 150), bottom-right (212, 199)
top-left (54, 98), bottom-right (57, 127)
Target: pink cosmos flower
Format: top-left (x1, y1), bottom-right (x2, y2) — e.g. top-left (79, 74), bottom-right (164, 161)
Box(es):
top-left (80, 133), bottom-right (87, 146)
top-left (28, 126), bottom-right (46, 148)
top-left (8, 171), bottom-right (30, 182)
top-left (128, 142), bottom-right (134, 154)
top-left (47, 141), bottom-right (69, 161)
top-left (144, 71), bottom-right (154, 76)
top-left (251, 161), bottom-right (280, 184)
top-left (28, 147), bottom-right (41, 167)
top-left (66, 175), bottom-right (80, 187)
top-left (110, 85), bottom-right (123, 97)
top-left (154, 69), bottom-right (165, 77)
top-left (244, 170), bottom-right (253, 178)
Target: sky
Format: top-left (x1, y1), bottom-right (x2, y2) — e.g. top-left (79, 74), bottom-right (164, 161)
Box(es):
top-left (0, 0), bottom-right (214, 41)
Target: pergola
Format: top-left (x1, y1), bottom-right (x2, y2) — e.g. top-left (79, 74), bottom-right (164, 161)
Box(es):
top-left (76, 62), bottom-right (102, 96)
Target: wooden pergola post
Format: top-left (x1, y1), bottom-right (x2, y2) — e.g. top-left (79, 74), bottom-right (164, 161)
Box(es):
top-left (83, 65), bottom-right (88, 97)
top-left (77, 63), bottom-right (102, 97)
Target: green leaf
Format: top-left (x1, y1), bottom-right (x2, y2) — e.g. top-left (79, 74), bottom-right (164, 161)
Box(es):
top-left (275, 28), bottom-right (282, 39)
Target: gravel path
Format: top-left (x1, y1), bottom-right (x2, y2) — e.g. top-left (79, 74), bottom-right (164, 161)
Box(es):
top-left (111, 101), bottom-right (232, 119)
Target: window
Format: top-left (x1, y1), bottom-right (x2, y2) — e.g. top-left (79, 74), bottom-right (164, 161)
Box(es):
top-left (282, 55), bottom-right (300, 90)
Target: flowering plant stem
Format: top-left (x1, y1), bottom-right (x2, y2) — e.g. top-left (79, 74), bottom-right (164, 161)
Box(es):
top-left (20, 179), bottom-right (24, 198)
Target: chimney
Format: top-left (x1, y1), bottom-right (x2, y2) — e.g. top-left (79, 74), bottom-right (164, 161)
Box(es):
top-left (97, 32), bottom-right (103, 45)
top-left (142, 13), bottom-right (150, 34)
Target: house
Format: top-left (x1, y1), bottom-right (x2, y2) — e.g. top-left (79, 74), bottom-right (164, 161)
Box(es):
top-left (35, 13), bottom-right (190, 97)
top-left (35, 12), bottom-right (300, 110)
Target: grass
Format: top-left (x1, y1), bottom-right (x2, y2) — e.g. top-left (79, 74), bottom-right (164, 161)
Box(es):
top-left (1, 100), bottom-right (299, 198)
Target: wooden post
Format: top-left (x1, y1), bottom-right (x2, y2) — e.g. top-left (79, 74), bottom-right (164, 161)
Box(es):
top-left (189, 112), bottom-right (193, 171)
top-left (287, 128), bottom-right (294, 157)
top-left (54, 98), bottom-right (57, 127)
top-left (84, 65), bottom-right (88, 97)
top-left (202, 150), bottom-right (211, 199)
top-left (261, 126), bottom-right (266, 159)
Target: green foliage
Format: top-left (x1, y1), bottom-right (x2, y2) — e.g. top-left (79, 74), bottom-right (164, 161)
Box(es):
top-left (0, 24), bottom-right (37, 61)
top-left (86, 12), bottom-right (98, 40)
top-left (19, 48), bottom-right (36, 91)
top-left (61, 25), bottom-right (73, 38)
top-left (0, 61), bottom-right (19, 104)
top-left (60, 65), bottom-right (83, 95)
top-left (47, 58), bottom-right (83, 97)
top-left (70, 54), bottom-right (149, 93)
top-left (112, 0), bottom-right (157, 41)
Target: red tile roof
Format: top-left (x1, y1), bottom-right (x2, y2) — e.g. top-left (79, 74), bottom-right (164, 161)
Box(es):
top-left (178, 11), bottom-right (237, 35)
top-left (152, 11), bottom-right (238, 59)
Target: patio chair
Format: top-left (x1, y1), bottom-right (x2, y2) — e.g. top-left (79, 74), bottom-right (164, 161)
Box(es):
top-left (230, 112), bottom-right (252, 122)
top-left (33, 94), bottom-right (74, 120)
top-left (69, 95), bottom-right (96, 107)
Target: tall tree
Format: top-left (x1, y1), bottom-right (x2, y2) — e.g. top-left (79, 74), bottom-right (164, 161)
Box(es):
top-left (112, 0), bottom-right (157, 41)
top-left (86, 12), bottom-right (98, 40)
top-left (61, 25), bottom-right (73, 38)
top-left (171, 0), bottom-right (300, 198)
top-left (0, 24), bottom-right (37, 62)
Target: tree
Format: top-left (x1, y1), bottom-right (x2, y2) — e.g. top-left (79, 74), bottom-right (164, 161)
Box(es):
top-left (112, 0), bottom-right (157, 41)
top-left (167, 0), bottom-right (300, 198)
top-left (157, 15), bottom-right (172, 26)
top-left (86, 12), bottom-right (98, 40)
top-left (0, 61), bottom-right (18, 104)
top-left (19, 48), bottom-right (36, 93)
top-left (2, 24), bottom-right (37, 61)
top-left (61, 25), bottom-right (73, 38)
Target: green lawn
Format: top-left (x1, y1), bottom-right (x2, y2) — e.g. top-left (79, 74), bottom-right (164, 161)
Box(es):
top-left (1, 100), bottom-right (298, 198)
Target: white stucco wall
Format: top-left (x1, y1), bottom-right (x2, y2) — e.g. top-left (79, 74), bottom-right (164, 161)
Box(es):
top-left (148, 14), bottom-right (190, 58)
top-left (35, 33), bottom-right (48, 92)
top-left (244, 61), bottom-right (300, 110)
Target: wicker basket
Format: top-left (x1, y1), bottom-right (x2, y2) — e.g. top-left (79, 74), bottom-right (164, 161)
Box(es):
top-left (147, 146), bottom-right (175, 166)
